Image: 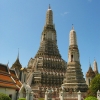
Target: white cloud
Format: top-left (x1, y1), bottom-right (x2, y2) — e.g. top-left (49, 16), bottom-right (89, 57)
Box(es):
top-left (61, 12), bottom-right (69, 16)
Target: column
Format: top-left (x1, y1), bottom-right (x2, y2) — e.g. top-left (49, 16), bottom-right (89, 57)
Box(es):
top-left (60, 91), bottom-right (64, 100)
top-left (16, 90), bottom-right (19, 100)
top-left (97, 90), bottom-right (100, 100)
top-left (26, 90), bottom-right (29, 100)
top-left (30, 92), bottom-right (34, 100)
top-left (78, 91), bottom-right (81, 100)
top-left (45, 91), bottom-right (48, 100)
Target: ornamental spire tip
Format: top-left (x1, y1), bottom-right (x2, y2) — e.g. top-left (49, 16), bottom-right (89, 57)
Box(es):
top-left (17, 48), bottom-right (19, 60)
top-left (72, 24), bottom-right (74, 30)
top-left (49, 4), bottom-right (51, 9)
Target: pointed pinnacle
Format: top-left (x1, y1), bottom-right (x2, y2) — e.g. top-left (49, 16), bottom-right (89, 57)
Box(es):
top-left (72, 24), bottom-right (74, 30)
top-left (17, 48), bottom-right (19, 60)
top-left (49, 4), bottom-right (51, 9)
top-left (7, 61), bottom-right (9, 66)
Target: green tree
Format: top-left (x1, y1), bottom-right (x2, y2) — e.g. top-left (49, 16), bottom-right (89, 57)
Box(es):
top-left (0, 93), bottom-right (11, 100)
top-left (18, 98), bottom-right (26, 100)
top-left (85, 96), bottom-right (97, 100)
top-left (87, 74), bottom-right (100, 97)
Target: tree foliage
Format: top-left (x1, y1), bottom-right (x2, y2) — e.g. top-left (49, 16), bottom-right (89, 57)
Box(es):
top-left (0, 93), bottom-right (11, 100)
top-left (87, 74), bottom-right (100, 97)
top-left (84, 96), bottom-right (97, 100)
top-left (18, 98), bottom-right (26, 100)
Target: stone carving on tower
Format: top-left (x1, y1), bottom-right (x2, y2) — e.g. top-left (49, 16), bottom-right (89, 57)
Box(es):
top-left (26, 5), bottom-right (67, 96)
top-left (62, 26), bottom-right (88, 92)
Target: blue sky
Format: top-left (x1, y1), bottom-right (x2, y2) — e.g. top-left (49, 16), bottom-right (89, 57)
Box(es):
top-left (0, 0), bottom-right (100, 77)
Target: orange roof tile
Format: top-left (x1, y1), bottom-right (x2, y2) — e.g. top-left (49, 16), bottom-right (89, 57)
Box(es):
top-left (10, 70), bottom-right (17, 78)
top-left (16, 80), bottom-right (22, 87)
top-left (0, 63), bottom-right (19, 90)
top-left (0, 82), bottom-right (18, 89)
top-left (0, 74), bottom-right (14, 83)
top-left (10, 69), bottom-right (22, 87)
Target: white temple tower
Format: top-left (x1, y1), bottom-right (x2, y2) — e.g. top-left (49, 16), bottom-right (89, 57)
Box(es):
top-left (62, 26), bottom-right (88, 92)
top-left (93, 59), bottom-right (99, 74)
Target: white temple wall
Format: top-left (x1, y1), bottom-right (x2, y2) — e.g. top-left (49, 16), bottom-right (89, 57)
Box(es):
top-left (0, 87), bottom-right (17, 100)
top-left (86, 77), bottom-right (92, 86)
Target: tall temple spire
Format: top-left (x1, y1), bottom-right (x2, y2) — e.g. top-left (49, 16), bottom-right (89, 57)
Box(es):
top-left (36, 5), bottom-right (60, 58)
top-left (69, 25), bottom-right (77, 46)
top-left (86, 63), bottom-right (95, 86)
top-left (68, 27), bottom-right (79, 62)
top-left (46, 4), bottom-right (53, 25)
top-left (62, 26), bottom-right (88, 92)
top-left (10, 48), bottom-right (22, 79)
top-left (27, 6), bottom-right (67, 95)
top-left (93, 59), bottom-right (99, 74)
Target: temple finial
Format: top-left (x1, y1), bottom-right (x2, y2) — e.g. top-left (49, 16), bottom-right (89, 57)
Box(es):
top-left (17, 48), bottom-right (19, 60)
top-left (46, 4), bottom-right (53, 25)
top-left (89, 57), bottom-right (90, 63)
top-left (94, 57), bottom-right (95, 61)
top-left (49, 4), bottom-right (51, 9)
top-left (72, 24), bottom-right (74, 30)
top-left (7, 61), bottom-right (9, 66)
top-left (89, 57), bottom-right (92, 68)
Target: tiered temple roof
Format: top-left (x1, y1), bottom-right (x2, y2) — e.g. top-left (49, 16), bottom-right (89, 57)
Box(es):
top-left (10, 54), bottom-right (22, 80)
top-left (86, 65), bottom-right (95, 78)
top-left (0, 63), bottom-right (21, 90)
top-left (10, 69), bottom-right (22, 88)
top-left (11, 57), bottom-right (22, 70)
